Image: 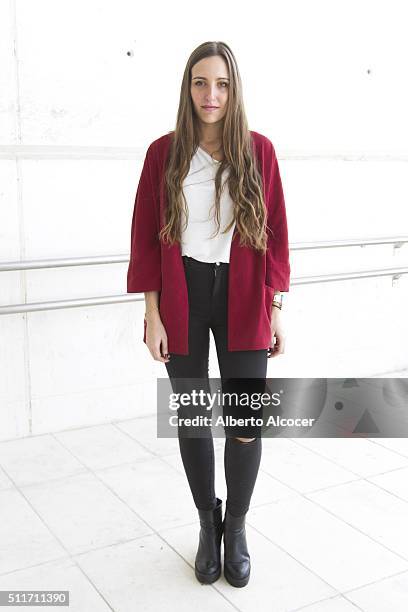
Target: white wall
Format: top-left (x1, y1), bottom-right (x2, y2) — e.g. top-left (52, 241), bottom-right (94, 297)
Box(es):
top-left (1, 0), bottom-right (407, 441)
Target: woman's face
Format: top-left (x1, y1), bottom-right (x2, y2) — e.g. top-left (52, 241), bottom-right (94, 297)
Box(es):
top-left (190, 55), bottom-right (229, 127)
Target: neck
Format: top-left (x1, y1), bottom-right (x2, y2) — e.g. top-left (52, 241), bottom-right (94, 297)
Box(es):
top-left (199, 122), bottom-right (223, 146)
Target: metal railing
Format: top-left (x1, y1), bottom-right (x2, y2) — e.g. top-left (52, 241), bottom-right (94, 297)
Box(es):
top-left (290, 236), bottom-right (408, 250)
top-left (0, 236), bottom-right (407, 315)
top-left (0, 254), bottom-right (126, 272)
top-left (2, 144), bottom-right (408, 162)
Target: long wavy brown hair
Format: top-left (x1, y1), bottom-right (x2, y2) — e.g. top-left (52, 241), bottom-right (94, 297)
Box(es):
top-left (158, 41), bottom-right (269, 253)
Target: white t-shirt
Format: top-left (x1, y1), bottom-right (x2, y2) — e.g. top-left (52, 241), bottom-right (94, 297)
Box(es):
top-left (180, 146), bottom-right (236, 263)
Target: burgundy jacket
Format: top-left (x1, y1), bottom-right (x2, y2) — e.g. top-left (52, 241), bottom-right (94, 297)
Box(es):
top-left (127, 130), bottom-right (290, 355)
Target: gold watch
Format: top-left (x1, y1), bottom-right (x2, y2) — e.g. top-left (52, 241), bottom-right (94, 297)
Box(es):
top-left (272, 293), bottom-right (283, 310)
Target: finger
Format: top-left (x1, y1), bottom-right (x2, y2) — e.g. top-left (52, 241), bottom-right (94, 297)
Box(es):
top-left (161, 339), bottom-right (170, 361)
top-left (270, 339), bottom-right (283, 357)
top-left (276, 340), bottom-right (285, 356)
top-left (153, 346), bottom-right (166, 362)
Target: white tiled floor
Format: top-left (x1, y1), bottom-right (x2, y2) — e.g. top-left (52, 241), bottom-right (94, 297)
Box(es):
top-left (1, 418), bottom-right (408, 610)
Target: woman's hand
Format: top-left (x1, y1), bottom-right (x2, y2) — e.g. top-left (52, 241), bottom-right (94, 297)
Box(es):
top-left (267, 307), bottom-right (286, 358)
top-left (145, 312), bottom-right (171, 363)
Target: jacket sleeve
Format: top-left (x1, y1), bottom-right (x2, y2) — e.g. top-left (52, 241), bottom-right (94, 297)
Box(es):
top-left (265, 140), bottom-right (291, 292)
top-left (127, 143), bottom-right (162, 293)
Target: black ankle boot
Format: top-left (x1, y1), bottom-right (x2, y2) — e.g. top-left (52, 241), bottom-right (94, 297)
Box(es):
top-left (223, 508), bottom-right (251, 587)
top-left (194, 497), bottom-right (223, 584)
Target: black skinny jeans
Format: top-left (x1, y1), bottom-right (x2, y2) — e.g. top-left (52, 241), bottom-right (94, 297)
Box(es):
top-left (164, 255), bottom-right (268, 515)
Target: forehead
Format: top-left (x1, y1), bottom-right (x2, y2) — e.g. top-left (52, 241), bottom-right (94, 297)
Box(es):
top-left (191, 55), bottom-right (229, 78)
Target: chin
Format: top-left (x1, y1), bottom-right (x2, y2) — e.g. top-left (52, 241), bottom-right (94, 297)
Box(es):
top-left (201, 114), bottom-right (224, 123)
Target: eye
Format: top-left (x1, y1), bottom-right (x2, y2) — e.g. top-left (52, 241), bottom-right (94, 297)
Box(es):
top-left (193, 80), bottom-right (229, 87)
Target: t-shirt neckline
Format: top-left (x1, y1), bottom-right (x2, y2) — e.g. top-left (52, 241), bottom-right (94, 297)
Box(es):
top-left (198, 146), bottom-right (222, 164)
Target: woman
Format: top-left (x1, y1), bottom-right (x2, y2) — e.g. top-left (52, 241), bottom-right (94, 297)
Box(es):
top-left (127, 41), bottom-right (290, 587)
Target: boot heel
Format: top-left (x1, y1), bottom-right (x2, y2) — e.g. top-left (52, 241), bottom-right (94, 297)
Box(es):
top-left (194, 498), bottom-right (223, 584)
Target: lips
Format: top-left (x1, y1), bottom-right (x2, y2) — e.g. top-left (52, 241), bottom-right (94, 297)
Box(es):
top-left (202, 106), bottom-right (219, 109)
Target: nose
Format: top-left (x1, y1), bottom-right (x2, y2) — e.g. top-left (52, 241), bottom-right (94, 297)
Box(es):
top-left (205, 84), bottom-right (219, 101)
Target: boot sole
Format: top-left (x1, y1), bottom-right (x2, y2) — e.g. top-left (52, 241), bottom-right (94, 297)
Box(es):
top-left (195, 565), bottom-right (221, 584)
top-left (224, 567), bottom-right (250, 588)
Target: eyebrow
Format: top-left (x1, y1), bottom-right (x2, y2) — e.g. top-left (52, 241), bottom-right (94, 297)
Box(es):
top-left (192, 76), bottom-right (230, 80)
